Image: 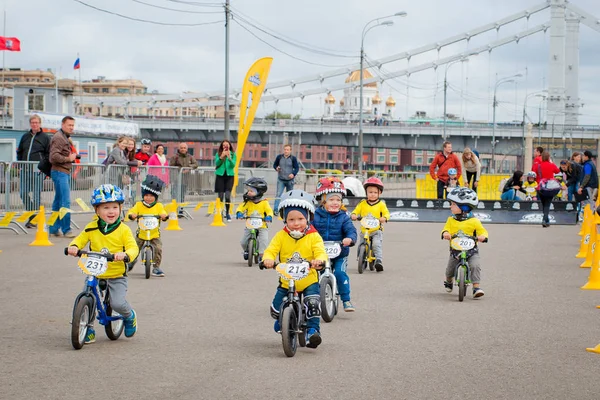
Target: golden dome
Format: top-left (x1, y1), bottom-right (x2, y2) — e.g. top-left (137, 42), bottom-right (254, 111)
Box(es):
top-left (324, 93), bottom-right (335, 104)
top-left (386, 95), bottom-right (396, 107)
top-left (340, 98), bottom-right (345, 106)
top-left (372, 92), bottom-right (382, 104)
top-left (345, 69), bottom-right (377, 88)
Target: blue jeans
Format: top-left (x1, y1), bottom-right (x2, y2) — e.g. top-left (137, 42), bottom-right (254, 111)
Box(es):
top-left (332, 256), bottom-right (351, 302)
top-left (20, 170), bottom-right (43, 219)
top-left (501, 189), bottom-right (517, 201)
top-left (50, 170), bottom-right (71, 234)
top-left (273, 179), bottom-right (294, 212)
top-left (271, 282), bottom-right (320, 331)
top-left (567, 184), bottom-right (578, 202)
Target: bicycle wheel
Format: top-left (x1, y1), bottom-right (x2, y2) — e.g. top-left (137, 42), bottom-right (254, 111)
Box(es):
top-left (247, 239), bottom-right (255, 267)
top-left (320, 276), bottom-right (336, 323)
top-left (281, 306), bottom-right (298, 357)
top-left (357, 244), bottom-right (366, 274)
top-left (144, 246), bottom-right (152, 279)
top-left (458, 267), bottom-right (466, 302)
top-left (71, 296), bottom-right (94, 350)
top-left (104, 299), bottom-right (124, 340)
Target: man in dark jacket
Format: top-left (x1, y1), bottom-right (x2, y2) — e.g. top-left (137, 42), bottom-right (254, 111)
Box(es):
top-left (16, 114), bottom-right (50, 228)
top-left (578, 150), bottom-right (598, 209)
top-left (169, 142), bottom-right (198, 205)
top-left (273, 144), bottom-right (299, 211)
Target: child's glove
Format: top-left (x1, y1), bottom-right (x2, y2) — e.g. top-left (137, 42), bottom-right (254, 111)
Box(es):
top-left (265, 216), bottom-right (273, 223)
top-left (236, 212), bottom-right (243, 220)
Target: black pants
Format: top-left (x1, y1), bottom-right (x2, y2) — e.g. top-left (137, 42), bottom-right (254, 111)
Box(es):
top-left (437, 180), bottom-right (447, 199)
top-left (539, 194), bottom-right (553, 224)
top-left (466, 171), bottom-right (478, 192)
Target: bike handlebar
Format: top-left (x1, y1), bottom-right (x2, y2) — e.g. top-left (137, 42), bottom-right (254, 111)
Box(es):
top-left (258, 260), bottom-right (325, 270)
top-left (132, 214), bottom-right (168, 221)
top-left (64, 248), bottom-right (130, 263)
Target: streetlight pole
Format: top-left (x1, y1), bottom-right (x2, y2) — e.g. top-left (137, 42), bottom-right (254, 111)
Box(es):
top-left (443, 56), bottom-right (475, 140)
top-left (522, 91), bottom-right (546, 168)
top-left (491, 73), bottom-right (522, 173)
top-left (223, 0), bottom-right (231, 140)
top-left (358, 12), bottom-right (406, 176)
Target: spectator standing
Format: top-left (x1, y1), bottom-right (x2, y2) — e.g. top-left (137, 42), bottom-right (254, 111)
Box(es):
top-left (135, 138), bottom-right (152, 165)
top-left (461, 147), bottom-right (481, 192)
top-left (106, 136), bottom-right (141, 188)
top-left (578, 150), bottom-right (598, 209)
top-left (429, 141), bottom-right (462, 199)
top-left (531, 146), bottom-right (544, 182)
top-left (169, 142), bottom-right (198, 204)
top-left (537, 151), bottom-right (560, 227)
top-left (49, 116), bottom-right (77, 238)
top-left (560, 159), bottom-right (580, 202)
top-left (16, 114), bottom-right (50, 228)
top-left (147, 144), bottom-right (170, 189)
top-left (214, 140), bottom-right (236, 222)
top-left (273, 144), bottom-right (299, 211)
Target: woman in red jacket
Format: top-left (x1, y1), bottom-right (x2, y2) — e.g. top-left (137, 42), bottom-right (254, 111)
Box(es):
top-left (537, 151), bottom-right (560, 227)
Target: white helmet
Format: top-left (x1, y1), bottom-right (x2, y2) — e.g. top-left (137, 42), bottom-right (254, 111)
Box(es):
top-left (447, 187), bottom-right (478, 211)
top-left (527, 171), bottom-right (537, 179)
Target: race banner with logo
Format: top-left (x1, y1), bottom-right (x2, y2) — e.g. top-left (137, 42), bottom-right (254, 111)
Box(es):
top-left (344, 198), bottom-right (579, 225)
top-left (232, 57), bottom-right (273, 197)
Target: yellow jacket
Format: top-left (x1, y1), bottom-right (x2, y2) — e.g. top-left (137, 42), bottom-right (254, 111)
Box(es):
top-left (69, 221), bottom-right (139, 279)
top-left (235, 199), bottom-right (274, 229)
top-left (441, 215), bottom-right (489, 253)
top-left (128, 201), bottom-right (167, 240)
top-left (523, 181), bottom-right (538, 198)
top-left (263, 227), bottom-right (327, 292)
top-left (351, 199), bottom-right (391, 232)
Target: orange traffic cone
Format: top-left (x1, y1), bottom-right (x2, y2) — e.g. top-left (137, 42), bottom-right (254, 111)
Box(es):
top-left (164, 199), bottom-right (183, 231)
top-left (576, 209), bottom-right (593, 258)
top-left (581, 236), bottom-right (600, 290)
top-left (210, 198), bottom-right (226, 227)
top-left (581, 226), bottom-right (598, 268)
top-left (29, 206), bottom-right (53, 247)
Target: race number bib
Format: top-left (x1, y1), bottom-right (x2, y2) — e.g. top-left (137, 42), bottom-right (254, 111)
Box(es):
top-left (450, 237), bottom-right (476, 251)
top-left (276, 262), bottom-right (310, 281)
top-left (78, 254), bottom-right (108, 276)
top-left (323, 241), bottom-right (342, 258)
top-left (139, 217), bottom-right (159, 230)
top-left (246, 217), bottom-right (263, 229)
top-left (525, 187), bottom-right (536, 193)
top-left (361, 217), bottom-right (380, 230)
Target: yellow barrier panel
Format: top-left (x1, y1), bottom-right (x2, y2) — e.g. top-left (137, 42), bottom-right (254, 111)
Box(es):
top-left (0, 212), bottom-right (16, 227)
top-left (194, 202), bottom-right (205, 211)
top-left (47, 212), bottom-right (60, 227)
top-left (206, 201), bottom-right (215, 215)
top-left (75, 198), bottom-right (91, 212)
top-left (16, 211), bottom-right (35, 223)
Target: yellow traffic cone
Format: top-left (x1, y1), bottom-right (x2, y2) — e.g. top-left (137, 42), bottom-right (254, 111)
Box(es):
top-left (210, 198), bottom-right (226, 227)
top-left (581, 238), bottom-right (600, 290)
top-left (164, 199), bottom-right (183, 231)
top-left (29, 206), bottom-right (53, 247)
top-left (586, 344), bottom-right (600, 353)
top-left (576, 210), bottom-right (592, 258)
top-left (581, 226), bottom-right (597, 268)
top-left (579, 206), bottom-right (590, 236)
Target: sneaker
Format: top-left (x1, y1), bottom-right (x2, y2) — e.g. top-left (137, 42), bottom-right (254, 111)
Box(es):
top-left (85, 327), bottom-right (96, 344)
top-left (444, 280), bottom-right (453, 293)
top-left (50, 232), bottom-right (63, 238)
top-left (124, 310), bottom-right (137, 337)
top-left (473, 288), bottom-right (485, 298)
top-left (343, 301), bottom-right (355, 312)
top-left (226, 214), bottom-right (232, 222)
top-left (243, 251), bottom-right (249, 261)
top-left (152, 268), bottom-right (165, 277)
top-left (274, 319), bottom-right (281, 333)
top-left (306, 328), bottom-right (322, 349)
top-left (374, 259), bottom-right (384, 272)
top-left (63, 231), bottom-right (76, 238)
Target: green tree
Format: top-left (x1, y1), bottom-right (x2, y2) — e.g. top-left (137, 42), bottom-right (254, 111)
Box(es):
top-left (264, 112), bottom-right (292, 120)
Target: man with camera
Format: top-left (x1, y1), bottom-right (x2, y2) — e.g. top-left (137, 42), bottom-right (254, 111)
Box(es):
top-left (49, 116), bottom-right (78, 238)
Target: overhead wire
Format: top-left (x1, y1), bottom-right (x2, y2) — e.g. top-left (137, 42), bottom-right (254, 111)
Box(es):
top-left (131, 0), bottom-right (222, 13)
top-left (163, 0), bottom-right (222, 6)
top-left (74, 0), bottom-right (223, 26)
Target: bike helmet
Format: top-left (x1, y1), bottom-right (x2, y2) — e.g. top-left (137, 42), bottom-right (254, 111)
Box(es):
top-left (448, 168), bottom-right (458, 176)
top-left (315, 176), bottom-right (346, 200)
top-left (141, 138), bottom-right (152, 145)
top-left (527, 171), bottom-right (537, 179)
top-left (141, 174), bottom-right (165, 197)
top-left (277, 189), bottom-right (316, 220)
top-left (91, 184), bottom-right (125, 206)
top-left (363, 177), bottom-right (384, 193)
top-left (243, 177), bottom-right (268, 201)
top-left (554, 172), bottom-right (563, 180)
top-left (447, 187), bottom-right (478, 212)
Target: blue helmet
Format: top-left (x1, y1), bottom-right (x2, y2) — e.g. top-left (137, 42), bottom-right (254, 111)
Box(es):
top-left (91, 184), bottom-right (125, 206)
top-left (448, 168), bottom-right (457, 176)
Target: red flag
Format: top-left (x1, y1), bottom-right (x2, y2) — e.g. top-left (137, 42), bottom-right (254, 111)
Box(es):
top-left (0, 37), bottom-right (21, 51)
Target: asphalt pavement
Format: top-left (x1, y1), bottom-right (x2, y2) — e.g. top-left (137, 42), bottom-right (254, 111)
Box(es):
top-left (1, 214), bottom-right (599, 400)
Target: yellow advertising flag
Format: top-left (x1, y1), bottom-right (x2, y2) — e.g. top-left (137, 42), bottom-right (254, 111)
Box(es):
top-left (232, 57), bottom-right (273, 197)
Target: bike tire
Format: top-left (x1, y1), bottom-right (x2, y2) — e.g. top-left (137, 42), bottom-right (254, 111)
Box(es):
top-left (247, 239), bottom-right (254, 267)
top-left (104, 301), bottom-right (124, 340)
top-left (71, 296), bottom-right (94, 350)
top-left (144, 247), bottom-right (152, 279)
top-left (357, 244), bottom-right (366, 274)
top-left (281, 306), bottom-right (298, 357)
top-left (458, 267), bottom-right (466, 302)
top-left (320, 277), bottom-right (336, 323)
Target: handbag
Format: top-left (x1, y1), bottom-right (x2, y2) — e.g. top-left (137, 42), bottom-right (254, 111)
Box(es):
top-left (538, 178), bottom-right (561, 197)
top-left (38, 157), bottom-right (52, 177)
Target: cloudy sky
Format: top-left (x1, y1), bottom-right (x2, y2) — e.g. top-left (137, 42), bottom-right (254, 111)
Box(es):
top-left (6, 0), bottom-right (600, 124)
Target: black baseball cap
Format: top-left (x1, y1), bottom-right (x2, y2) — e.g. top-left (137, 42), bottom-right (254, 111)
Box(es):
top-left (584, 150), bottom-right (596, 158)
